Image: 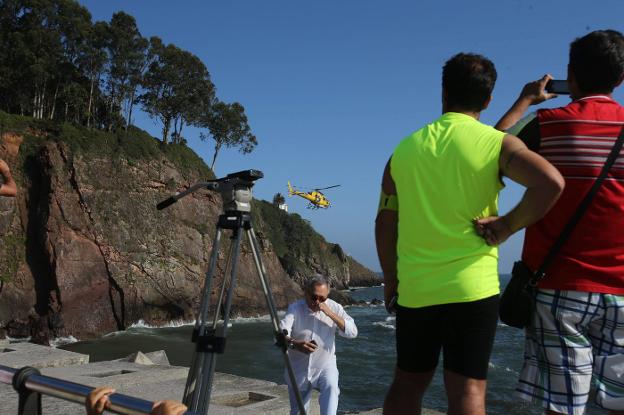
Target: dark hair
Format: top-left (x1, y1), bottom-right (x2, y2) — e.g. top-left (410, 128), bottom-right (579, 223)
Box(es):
top-left (442, 53), bottom-right (497, 112)
top-left (569, 30), bottom-right (624, 94)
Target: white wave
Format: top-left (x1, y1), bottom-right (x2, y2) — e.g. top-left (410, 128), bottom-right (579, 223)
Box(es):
top-left (126, 313), bottom-right (286, 330)
top-left (231, 315), bottom-right (271, 323)
top-left (50, 335), bottom-right (79, 348)
top-left (5, 336), bottom-right (31, 342)
top-left (230, 311), bottom-right (285, 324)
top-left (488, 362), bottom-right (518, 374)
top-left (346, 284), bottom-right (383, 290)
top-left (129, 319), bottom-right (195, 329)
top-left (372, 321), bottom-right (396, 330)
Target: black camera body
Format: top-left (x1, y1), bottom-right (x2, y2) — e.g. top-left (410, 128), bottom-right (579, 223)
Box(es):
top-left (223, 169), bottom-right (264, 183)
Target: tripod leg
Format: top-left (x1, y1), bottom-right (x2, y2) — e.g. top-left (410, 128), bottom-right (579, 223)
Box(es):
top-left (245, 228), bottom-right (307, 415)
top-left (211, 237), bottom-right (237, 329)
top-left (183, 227), bottom-right (222, 409)
top-left (193, 226), bottom-right (244, 415)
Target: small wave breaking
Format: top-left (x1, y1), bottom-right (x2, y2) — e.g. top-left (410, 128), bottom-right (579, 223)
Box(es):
top-left (129, 319), bottom-right (194, 329)
top-left (372, 316), bottom-right (396, 330)
top-left (488, 362), bottom-right (518, 375)
top-left (50, 335), bottom-right (79, 348)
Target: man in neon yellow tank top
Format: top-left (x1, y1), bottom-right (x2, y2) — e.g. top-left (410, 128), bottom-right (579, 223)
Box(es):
top-left (376, 53), bottom-right (565, 415)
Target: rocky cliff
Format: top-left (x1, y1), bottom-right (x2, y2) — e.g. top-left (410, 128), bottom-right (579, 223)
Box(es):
top-left (0, 113), bottom-right (378, 343)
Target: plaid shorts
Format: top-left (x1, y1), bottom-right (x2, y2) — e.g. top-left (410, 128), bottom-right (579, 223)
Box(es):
top-left (516, 289), bottom-right (624, 415)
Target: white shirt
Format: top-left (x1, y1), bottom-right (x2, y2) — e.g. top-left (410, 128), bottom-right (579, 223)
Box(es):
top-left (279, 298), bottom-right (358, 385)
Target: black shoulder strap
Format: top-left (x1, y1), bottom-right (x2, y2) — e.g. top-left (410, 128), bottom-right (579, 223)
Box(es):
top-left (532, 125), bottom-right (624, 283)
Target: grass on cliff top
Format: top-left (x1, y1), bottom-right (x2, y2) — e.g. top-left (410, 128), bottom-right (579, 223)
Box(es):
top-left (0, 111), bottom-right (214, 180)
top-left (252, 199), bottom-right (328, 257)
top-left (252, 199), bottom-right (349, 278)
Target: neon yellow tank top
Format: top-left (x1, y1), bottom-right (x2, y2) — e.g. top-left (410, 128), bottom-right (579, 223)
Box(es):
top-left (391, 112), bottom-right (505, 308)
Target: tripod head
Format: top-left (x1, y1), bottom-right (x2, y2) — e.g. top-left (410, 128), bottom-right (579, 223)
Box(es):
top-left (157, 169), bottom-right (264, 213)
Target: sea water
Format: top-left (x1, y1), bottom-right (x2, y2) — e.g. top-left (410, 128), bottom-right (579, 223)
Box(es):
top-left (63, 278), bottom-right (607, 414)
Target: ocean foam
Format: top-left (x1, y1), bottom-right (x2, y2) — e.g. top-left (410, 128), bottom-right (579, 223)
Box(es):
top-left (488, 362), bottom-right (518, 374)
top-left (129, 319), bottom-right (195, 329)
top-left (5, 336), bottom-right (31, 342)
top-left (125, 313), bottom-right (287, 330)
top-left (230, 312), bottom-right (286, 324)
top-left (50, 335), bottom-right (79, 348)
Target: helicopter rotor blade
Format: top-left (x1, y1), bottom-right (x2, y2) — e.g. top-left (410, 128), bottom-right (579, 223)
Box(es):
top-left (314, 185), bottom-right (341, 191)
top-left (287, 184), bottom-right (315, 191)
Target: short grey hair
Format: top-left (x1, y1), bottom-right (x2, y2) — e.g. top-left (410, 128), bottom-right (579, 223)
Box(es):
top-left (306, 274), bottom-right (330, 292)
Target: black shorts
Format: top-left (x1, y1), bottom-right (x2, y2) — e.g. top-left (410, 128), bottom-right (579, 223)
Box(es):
top-left (395, 294), bottom-right (499, 380)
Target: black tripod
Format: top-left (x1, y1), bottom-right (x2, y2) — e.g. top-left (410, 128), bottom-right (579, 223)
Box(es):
top-left (157, 170), bottom-right (306, 415)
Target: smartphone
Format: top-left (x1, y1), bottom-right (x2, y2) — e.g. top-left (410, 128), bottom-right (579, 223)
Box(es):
top-left (545, 80), bottom-right (570, 94)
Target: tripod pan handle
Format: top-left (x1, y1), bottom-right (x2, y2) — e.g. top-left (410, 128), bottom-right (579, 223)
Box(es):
top-left (157, 196), bottom-right (177, 210)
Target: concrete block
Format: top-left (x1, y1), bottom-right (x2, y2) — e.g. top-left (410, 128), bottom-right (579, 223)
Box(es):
top-left (0, 342), bottom-right (88, 369)
top-left (145, 350), bottom-right (170, 366)
top-left (1, 345), bottom-right (440, 414)
top-left (122, 351), bottom-right (155, 365)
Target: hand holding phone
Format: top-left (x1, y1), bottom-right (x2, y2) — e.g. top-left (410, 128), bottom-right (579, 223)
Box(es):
top-left (545, 80), bottom-right (570, 95)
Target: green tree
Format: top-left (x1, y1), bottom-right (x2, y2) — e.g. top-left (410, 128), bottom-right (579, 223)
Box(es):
top-left (78, 21), bottom-right (108, 128)
top-left (106, 11), bottom-right (148, 130)
top-left (273, 193), bottom-right (286, 206)
top-left (50, 0), bottom-right (92, 122)
top-left (0, 0), bottom-right (25, 113)
top-left (140, 38), bottom-right (215, 144)
top-left (0, 0), bottom-right (93, 121)
top-left (199, 101), bottom-right (257, 172)
top-left (13, 0), bottom-right (65, 119)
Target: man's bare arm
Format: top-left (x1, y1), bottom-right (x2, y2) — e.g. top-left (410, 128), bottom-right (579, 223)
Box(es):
top-left (475, 135), bottom-right (564, 244)
top-left (0, 159), bottom-right (16, 197)
top-left (495, 74), bottom-right (557, 131)
top-left (375, 159), bottom-right (398, 303)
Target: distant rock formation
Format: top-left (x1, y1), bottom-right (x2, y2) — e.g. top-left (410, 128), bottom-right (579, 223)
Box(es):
top-left (0, 117), bottom-right (378, 343)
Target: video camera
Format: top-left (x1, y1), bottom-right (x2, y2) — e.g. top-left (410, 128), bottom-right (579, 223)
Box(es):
top-left (157, 169), bottom-right (264, 213)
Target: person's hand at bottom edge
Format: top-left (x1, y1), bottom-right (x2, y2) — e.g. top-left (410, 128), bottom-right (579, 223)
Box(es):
top-left (85, 387), bottom-right (115, 415)
top-left (151, 400), bottom-right (188, 415)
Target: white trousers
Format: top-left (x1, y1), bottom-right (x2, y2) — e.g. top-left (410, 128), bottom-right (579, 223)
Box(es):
top-left (287, 366), bottom-right (340, 415)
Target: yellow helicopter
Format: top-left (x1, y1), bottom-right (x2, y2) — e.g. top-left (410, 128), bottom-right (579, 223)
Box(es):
top-left (287, 182), bottom-right (341, 209)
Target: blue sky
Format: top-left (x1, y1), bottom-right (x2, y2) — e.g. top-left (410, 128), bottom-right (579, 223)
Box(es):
top-left (79, 0), bottom-right (624, 272)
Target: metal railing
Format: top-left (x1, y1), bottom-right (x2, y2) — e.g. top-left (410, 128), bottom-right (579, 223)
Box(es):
top-left (0, 364), bottom-right (197, 415)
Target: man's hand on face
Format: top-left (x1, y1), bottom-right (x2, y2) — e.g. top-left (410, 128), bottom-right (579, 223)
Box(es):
top-left (318, 301), bottom-right (331, 315)
top-left (306, 283), bottom-right (329, 313)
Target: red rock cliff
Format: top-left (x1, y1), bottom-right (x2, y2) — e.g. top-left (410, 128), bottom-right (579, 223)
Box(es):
top-left (0, 121), bottom-right (377, 343)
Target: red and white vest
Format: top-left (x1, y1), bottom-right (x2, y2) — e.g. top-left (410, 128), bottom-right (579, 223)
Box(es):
top-left (523, 96), bottom-right (624, 294)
